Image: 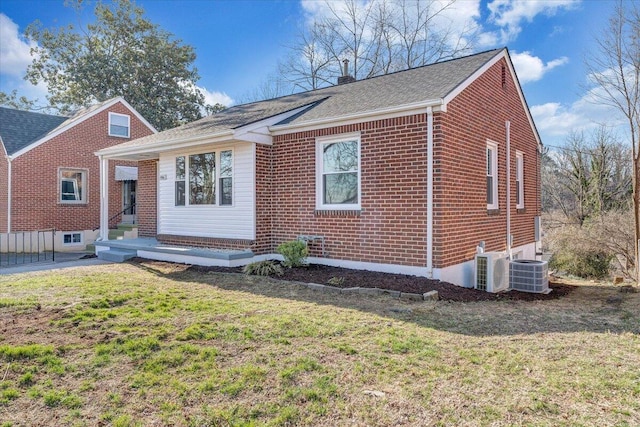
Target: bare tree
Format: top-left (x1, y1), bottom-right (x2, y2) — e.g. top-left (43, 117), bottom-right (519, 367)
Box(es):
top-left (276, 0), bottom-right (477, 92)
top-left (543, 127), bottom-right (632, 225)
top-left (585, 0), bottom-right (640, 282)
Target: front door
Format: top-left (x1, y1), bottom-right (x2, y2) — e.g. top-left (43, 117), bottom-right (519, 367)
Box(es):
top-left (121, 180), bottom-right (136, 224)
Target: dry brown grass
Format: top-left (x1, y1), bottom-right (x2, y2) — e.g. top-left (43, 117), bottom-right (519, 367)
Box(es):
top-left (0, 261), bottom-right (638, 426)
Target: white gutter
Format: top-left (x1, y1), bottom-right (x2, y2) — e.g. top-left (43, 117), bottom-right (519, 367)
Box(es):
top-left (6, 156), bottom-right (11, 233)
top-left (96, 130), bottom-right (234, 159)
top-left (506, 120), bottom-right (512, 258)
top-left (426, 107), bottom-right (434, 277)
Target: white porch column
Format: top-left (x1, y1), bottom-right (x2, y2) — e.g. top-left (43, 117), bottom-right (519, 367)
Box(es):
top-left (99, 155), bottom-right (109, 241)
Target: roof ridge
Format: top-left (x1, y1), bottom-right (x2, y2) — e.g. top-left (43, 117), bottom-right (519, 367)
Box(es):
top-left (228, 48), bottom-right (505, 109)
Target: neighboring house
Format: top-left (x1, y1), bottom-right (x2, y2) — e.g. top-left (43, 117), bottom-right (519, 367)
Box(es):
top-left (95, 48), bottom-right (542, 287)
top-left (0, 97), bottom-right (156, 251)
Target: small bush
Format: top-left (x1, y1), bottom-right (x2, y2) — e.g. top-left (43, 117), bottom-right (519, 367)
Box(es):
top-left (243, 260), bottom-right (284, 277)
top-left (327, 276), bottom-right (345, 286)
top-left (549, 249), bottom-right (613, 279)
top-left (276, 241), bottom-right (309, 268)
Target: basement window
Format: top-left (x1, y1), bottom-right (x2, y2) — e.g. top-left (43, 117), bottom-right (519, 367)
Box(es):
top-left (62, 232), bottom-right (82, 245)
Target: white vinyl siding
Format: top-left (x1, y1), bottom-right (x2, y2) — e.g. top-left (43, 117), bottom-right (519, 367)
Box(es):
top-left (158, 142), bottom-right (255, 240)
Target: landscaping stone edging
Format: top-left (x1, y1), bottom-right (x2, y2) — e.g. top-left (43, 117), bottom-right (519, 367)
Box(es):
top-left (304, 282), bottom-right (439, 301)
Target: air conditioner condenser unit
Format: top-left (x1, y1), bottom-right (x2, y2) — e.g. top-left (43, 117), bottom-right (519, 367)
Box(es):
top-left (475, 252), bottom-right (509, 293)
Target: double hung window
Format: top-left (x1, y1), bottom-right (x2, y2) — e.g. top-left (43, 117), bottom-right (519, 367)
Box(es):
top-left (316, 134), bottom-right (360, 210)
top-left (108, 112), bottom-right (130, 138)
top-left (486, 141), bottom-right (498, 210)
top-left (516, 151), bottom-right (524, 209)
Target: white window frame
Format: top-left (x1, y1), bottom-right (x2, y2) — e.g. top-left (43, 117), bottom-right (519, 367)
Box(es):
top-left (59, 168), bottom-right (88, 204)
top-left (315, 132), bottom-right (361, 211)
top-left (108, 112), bottom-right (130, 138)
top-left (486, 140), bottom-right (498, 210)
top-left (62, 232), bottom-right (83, 246)
top-left (516, 151), bottom-right (524, 209)
top-left (174, 150), bottom-right (234, 207)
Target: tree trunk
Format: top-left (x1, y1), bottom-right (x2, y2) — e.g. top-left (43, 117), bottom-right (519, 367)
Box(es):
top-left (633, 154), bottom-right (640, 285)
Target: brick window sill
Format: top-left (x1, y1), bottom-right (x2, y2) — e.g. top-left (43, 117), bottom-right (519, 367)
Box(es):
top-left (314, 209), bottom-right (361, 217)
top-left (487, 209), bottom-right (500, 216)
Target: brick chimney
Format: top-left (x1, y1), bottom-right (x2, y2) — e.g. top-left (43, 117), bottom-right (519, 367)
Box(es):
top-left (338, 59), bottom-right (356, 85)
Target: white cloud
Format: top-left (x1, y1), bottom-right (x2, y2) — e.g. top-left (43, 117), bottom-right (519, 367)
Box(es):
top-left (198, 86), bottom-right (234, 107)
top-left (532, 96), bottom-right (626, 146)
top-left (0, 13), bottom-right (36, 77)
top-left (487, 0), bottom-right (580, 43)
top-left (511, 51), bottom-right (568, 84)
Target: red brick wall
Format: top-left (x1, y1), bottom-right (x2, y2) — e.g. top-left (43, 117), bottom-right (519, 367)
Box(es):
top-left (9, 102), bottom-right (154, 232)
top-left (136, 159), bottom-right (157, 237)
top-left (268, 115), bottom-right (428, 266)
top-left (253, 144), bottom-right (273, 254)
top-left (0, 153), bottom-right (7, 233)
top-left (433, 58), bottom-right (540, 268)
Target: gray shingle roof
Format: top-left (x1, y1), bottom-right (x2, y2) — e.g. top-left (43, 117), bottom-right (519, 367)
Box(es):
top-left (0, 107), bottom-right (68, 155)
top-left (101, 49), bottom-right (503, 152)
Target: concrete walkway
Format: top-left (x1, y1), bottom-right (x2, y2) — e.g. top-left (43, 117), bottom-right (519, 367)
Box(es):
top-left (0, 252), bottom-right (110, 275)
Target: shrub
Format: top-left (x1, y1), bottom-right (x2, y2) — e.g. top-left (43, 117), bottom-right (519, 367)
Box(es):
top-left (243, 260), bottom-right (284, 277)
top-left (549, 249), bottom-right (613, 279)
top-left (327, 276), bottom-right (345, 286)
top-left (544, 215), bottom-right (615, 279)
top-left (276, 241), bottom-right (308, 268)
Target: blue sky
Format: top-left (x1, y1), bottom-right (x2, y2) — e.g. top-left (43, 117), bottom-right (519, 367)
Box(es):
top-left (0, 0), bottom-right (625, 147)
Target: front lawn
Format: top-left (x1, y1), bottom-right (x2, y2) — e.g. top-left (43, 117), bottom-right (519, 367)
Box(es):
top-left (0, 260), bottom-right (638, 426)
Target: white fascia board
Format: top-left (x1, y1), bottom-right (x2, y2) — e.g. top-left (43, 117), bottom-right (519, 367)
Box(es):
top-left (442, 48), bottom-right (542, 147)
top-left (95, 130), bottom-right (235, 159)
top-left (11, 97), bottom-right (157, 159)
top-left (269, 99), bottom-right (445, 135)
top-left (97, 103), bottom-right (316, 159)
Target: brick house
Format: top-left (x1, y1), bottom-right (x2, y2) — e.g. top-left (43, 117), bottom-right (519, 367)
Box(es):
top-left (0, 97), bottom-right (156, 250)
top-left (95, 48), bottom-right (542, 287)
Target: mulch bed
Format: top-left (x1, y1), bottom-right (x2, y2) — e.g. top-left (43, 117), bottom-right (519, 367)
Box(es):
top-left (186, 263), bottom-right (575, 302)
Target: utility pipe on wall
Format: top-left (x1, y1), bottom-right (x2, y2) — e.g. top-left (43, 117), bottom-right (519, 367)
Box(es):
top-left (426, 106), bottom-right (434, 278)
top-left (506, 120), bottom-right (512, 258)
top-left (6, 156), bottom-right (11, 233)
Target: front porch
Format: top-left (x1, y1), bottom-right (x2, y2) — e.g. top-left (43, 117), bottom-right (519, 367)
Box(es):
top-left (94, 237), bottom-right (254, 267)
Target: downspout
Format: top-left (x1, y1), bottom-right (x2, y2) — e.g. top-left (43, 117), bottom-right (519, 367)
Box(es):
top-left (6, 156), bottom-right (11, 233)
top-left (505, 120), bottom-right (512, 258)
top-left (98, 155), bottom-right (109, 241)
top-left (426, 107), bottom-right (434, 278)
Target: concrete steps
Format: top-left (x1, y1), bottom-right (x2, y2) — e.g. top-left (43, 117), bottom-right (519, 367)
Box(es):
top-left (86, 223), bottom-right (138, 253)
top-left (97, 248), bottom-right (137, 263)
